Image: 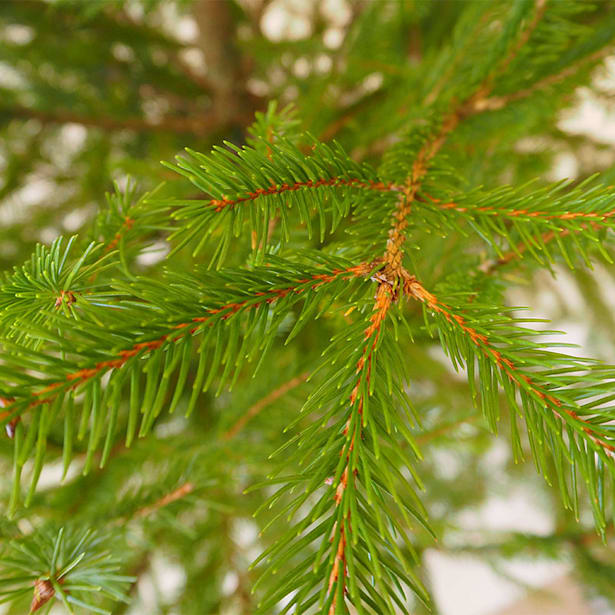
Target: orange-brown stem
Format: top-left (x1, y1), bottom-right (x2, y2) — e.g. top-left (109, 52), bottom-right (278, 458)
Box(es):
top-left (105, 217), bottom-right (135, 253)
top-left (480, 216), bottom-right (608, 273)
top-left (335, 38), bottom-right (481, 606)
top-left (422, 194), bottom-right (615, 223)
top-left (327, 283), bottom-right (393, 613)
top-left (328, 4), bottom-right (556, 606)
top-left (383, 0), bottom-right (553, 270)
top-left (382, 111), bottom-right (460, 278)
top-left (210, 177), bottom-right (399, 212)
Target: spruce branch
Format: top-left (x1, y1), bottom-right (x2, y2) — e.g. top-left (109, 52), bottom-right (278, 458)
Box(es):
top-left (104, 217), bottom-right (134, 255)
top-left (0, 258), bottom-right (374, 506)
top-left (414, 180), bottom-right (615, 266)
top-left (154, 134), bottom-right (396, 262)
top-left (325, 282), bottom-right (395, 614)
top-left (380, 0), bottom-right (610, 192)
top-left (0, 236), bottom-right (118, 349)
top-left (2, 2), bottom-right (615, 613)
top-left (0, 526), bottom-right (133, 614)
top-left (1, 261), bottom-right (371, 413)
top-left (254, 295), bottom-right (429, 614)
top-left (480, 224), bottom-right (601, 274)
top-left (424, 0), bottom-right (548, 109)
top-left (493, 0), bottom-right (549, 77)
top-left (471, 47), bottom-right (612, 113)
top-left (283, 6), bottom-right (572, 608)
top-left (403, 274), bottom-right (615, 528)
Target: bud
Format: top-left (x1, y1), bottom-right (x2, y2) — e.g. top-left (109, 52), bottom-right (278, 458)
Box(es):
top-left (30, 579), bottom-right (55, 613)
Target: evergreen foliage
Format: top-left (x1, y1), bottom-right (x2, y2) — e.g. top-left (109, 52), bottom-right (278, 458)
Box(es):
top-left (1, 1), bottom-right (615, 613)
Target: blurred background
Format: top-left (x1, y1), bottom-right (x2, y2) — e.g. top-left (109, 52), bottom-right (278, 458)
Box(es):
top-left (2, 1), bottom-right (615, 613)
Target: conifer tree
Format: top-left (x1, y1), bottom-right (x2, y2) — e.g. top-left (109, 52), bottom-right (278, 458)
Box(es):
top-left (2, 1), bottom-right (615, 613)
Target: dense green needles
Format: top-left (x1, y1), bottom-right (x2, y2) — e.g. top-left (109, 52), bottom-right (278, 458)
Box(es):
top-left (1, 1), bottom-right (615, 613)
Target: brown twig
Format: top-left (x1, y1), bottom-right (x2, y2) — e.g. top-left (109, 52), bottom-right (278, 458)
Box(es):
top-left (493, 0), bottom-right (548, 78)
top-left (479, 218), bottom-right (607, 274)
top-left (134, 481), bottom-right (194, 518)
top-left (416, 415), bottom-right (480, 445)
top-left (480, 227), bottom-right (572, 274)
top-left (473, 47), bottom-right (612, 114)
top-left (4, 104), bottom-right (237, 137)
top-left (223, 372), bottom-right (309, 440)
top-left (424, 8), bottom-right (495, 106)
